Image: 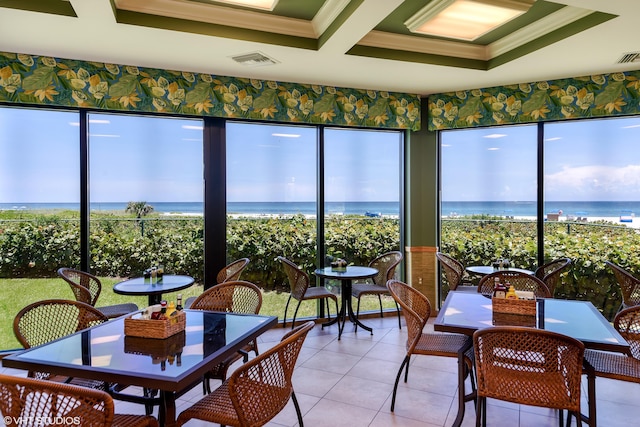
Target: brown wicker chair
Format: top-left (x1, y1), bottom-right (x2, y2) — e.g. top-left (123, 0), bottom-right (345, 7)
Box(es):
top-left (13, 299), bottom-right (110, 387)
top-left (190, 280), bottom-right (263, 393)
top-left (477, 270), bottom-right (551, 298)
top-left (436, 251), bottom-right (477, 292)
top-left (534, 257), bottom-right (572, 297)
top-left (0, 373), bottom-right (158, 427)
top-left (278, 256), bottom-right (339, 329)
top-left (386, 280), bottom-right (475, 412)
top-left (605, 261), bottom-right (640, 312)
top-left (185, 258), bottom-right (250, 308)
top-left (217, 257), bottom-right (250, 283)
top-left (57, 267), bottom-right (138, 319)
top-left (351, 251), bottom-right (403, 329)
top-left (176, 321), bottom-right (314, 427)
top-left (473, 327), bottom-right (585, 427)
top-left (583, 305), bottom-right (640, 424)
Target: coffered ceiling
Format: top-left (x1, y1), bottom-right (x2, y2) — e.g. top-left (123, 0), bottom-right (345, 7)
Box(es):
top-left (0, 0), bottom-right (638, 95)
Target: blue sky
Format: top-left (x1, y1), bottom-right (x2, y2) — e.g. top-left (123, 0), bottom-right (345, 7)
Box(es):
top-left (441, 116), bottom-right (640, 202)
top-left (0, 108), bottom-right (401, 204)
top-left (3, 107), bottom-right (640, 204)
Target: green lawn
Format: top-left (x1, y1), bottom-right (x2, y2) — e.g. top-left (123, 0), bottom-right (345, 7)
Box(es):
top-left (0, 277), bottom-right (396, 350)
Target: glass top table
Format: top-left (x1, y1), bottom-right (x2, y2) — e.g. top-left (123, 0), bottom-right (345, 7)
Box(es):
top-left (3, 310), bottom-right (277, 427)
top-left (434, 292), bottom-right (629, 427)
top-left (314, 266), bottom-right (378, 339)
top-left (466, 266), bottom-right (534, 276)
top-left (113, 274), bottom-right (195, 306)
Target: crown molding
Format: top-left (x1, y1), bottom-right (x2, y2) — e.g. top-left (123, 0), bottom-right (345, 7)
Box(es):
top-left (115, 0), bottom-right (315, 38)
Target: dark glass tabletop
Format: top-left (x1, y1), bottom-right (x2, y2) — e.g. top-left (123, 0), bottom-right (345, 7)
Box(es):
top-left (113, 274), bottom-right (195, 296)
top-left (314, 266), bottom-right (378, 280)
top-left (434, 292), bottom-right (629, 353)
top-left (3, 310), bottom-right (277, 390)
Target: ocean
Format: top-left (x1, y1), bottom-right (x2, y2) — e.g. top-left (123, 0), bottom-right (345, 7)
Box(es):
top-left (1, 201), bottom-right (638, 218)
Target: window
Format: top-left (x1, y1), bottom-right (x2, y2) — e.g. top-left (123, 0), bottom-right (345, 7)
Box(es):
top-left (88, 113), bottom-right (204, 279)
top-left (440, 125), bottom-right (537, 297)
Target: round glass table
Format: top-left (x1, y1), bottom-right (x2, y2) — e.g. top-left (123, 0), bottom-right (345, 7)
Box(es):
top-left (113, 274), bottom-right (195, 306)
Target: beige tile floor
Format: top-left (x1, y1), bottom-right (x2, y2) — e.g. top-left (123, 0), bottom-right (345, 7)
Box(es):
top-left (2, 314), bottom-right (639, 427)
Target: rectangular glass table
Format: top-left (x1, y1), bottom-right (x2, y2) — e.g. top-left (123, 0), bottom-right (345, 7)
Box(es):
top-left (3, 310), bottom-right (277, 427)
top-left (434, 292), bottom-right (630, 427)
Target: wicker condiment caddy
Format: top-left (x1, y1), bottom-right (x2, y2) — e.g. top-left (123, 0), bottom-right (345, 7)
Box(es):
top-left (124, 310), bottom-right (186, 339)
top-left (491, 297), bottom-right (537, 316)
top-left (124, 330), bottom-right (186, 357)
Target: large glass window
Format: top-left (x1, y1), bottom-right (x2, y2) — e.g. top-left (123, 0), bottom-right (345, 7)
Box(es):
top-left (0, 107), bottom-right (80, 349)
top-left (544, 117), bottom-right (640, 316)
top-left (440, 125), bottom-right (538, 298)
top-left (226, 122), bottom-right (317, 313)
top-left (88, 113), bottom-right (204, 306)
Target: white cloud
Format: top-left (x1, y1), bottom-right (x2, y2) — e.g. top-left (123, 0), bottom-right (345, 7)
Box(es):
top-left (545, 164), bottom-right (640, 199)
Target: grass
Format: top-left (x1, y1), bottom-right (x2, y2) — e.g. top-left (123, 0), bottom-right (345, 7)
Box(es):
top-left (0, 277), bottom-right (396, 351)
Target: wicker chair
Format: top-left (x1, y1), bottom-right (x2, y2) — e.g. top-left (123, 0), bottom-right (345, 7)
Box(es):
top-left (436, 252), bottom-right (477, 292)
top-left (185, 258), bottom-right (250, 308)
top-left (176, 321), bottom-right (314, 427)
top-left (0, 373), bottom-right (158, 427)
top-left (190, 280), bottom-right (263, 393)
top-left (278, 256), bottom-right (339, 329)
top-left (605, 261), bottom-right (640, 312)
top-left (351, 251), bottom-right (403, 329)
top-left (13, 299), bottom-right (109, 387)
top-left (57, 267), bottom-right (138, 319)
top-left (534, 257), bottom-right (572, 297)
top-left (386, 280), bottom-right (475, 412)
top-left (473, 327), bottom-right (585, 427)
top-left (583, 305), bottom-right (640, 424)
top-left (477, 270), bottom-right (551, 298)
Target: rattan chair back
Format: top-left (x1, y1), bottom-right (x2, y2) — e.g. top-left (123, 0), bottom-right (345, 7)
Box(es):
top-left (190, 280), bottom-right (262, 314)
top-left (478, 270), bottom-right (551, 298)
top-left (216, 258), bottom-right (250, 284)
top-left (387, 279), bottom-right (430, 352)
top-left (436, 252), bottom-right (466, 290)
top-left (534, 257), bottom-right (572, 297)
top-left (57, 267), bottom-right (100, 306)
top-left (0, 373), bottom-right (159, 427)
top-left (176, 321), bottom-right (314, 427)
top-left (277, 256), bottom-right (310, 301)
top-left (605, 261), bottom-right (640, 310)
top-left (14, 299), bottom-right (109, 349)
top-left (473, 327), bottom-right (584, 425)
top-left (57, 267), bottom-right (138, 319)
top-left (369, 251), bottom-right (402, 285)
top-left (614, 305), bottom-right (640, 359)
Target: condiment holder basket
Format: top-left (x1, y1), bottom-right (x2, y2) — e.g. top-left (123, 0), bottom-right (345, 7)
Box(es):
top-left (124, 310), bottom-right (186, 339)
top-left (492, 297), bottom-right (537, 316)
top-left (124, 330), bottom-right (185, 357)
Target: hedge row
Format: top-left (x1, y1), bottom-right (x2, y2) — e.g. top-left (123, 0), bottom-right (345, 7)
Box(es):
top-left (1, 213), bottom-right (638, 319)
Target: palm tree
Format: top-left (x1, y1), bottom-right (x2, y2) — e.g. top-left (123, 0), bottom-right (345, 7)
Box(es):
top-left (126, 201), bottom-right (154, 235)
top-left (125, 201), bottom-right (154, 218)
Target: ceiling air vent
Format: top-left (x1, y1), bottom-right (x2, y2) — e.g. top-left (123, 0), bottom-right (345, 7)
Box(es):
top-left (617, 52), bottom-right (640, 64)
top-left (231, 52), bottom-right (279, 67)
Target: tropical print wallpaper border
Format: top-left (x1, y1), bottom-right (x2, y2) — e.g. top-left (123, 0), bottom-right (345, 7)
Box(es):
top-left (428, 70), bottom-right (640, 131)
top-left (0, 51), bottom-right (421, 131)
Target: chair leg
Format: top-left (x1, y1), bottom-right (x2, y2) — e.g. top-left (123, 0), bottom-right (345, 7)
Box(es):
top-left (291, 300), bottom-right (303, 330)
top-left (394, 300), bottom-right (402, 329)
top-left (404, 355), bottom-right (411, 383)
top-left (283, 295), bottom-right (292, 328)
top-left (391, 356), bottom-right (409, 411)
top-left (291, 391), bottom-right (304, 427)
top-left (377, 294), bottom-right (383, 318)
top-left (354, 297), bottom-right (361, 332)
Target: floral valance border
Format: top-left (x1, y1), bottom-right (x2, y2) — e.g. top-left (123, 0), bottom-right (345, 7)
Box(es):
top-left (428, 71), bottom-right (640, 131)
top-left (0, 51), bottom-right (421, 131)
